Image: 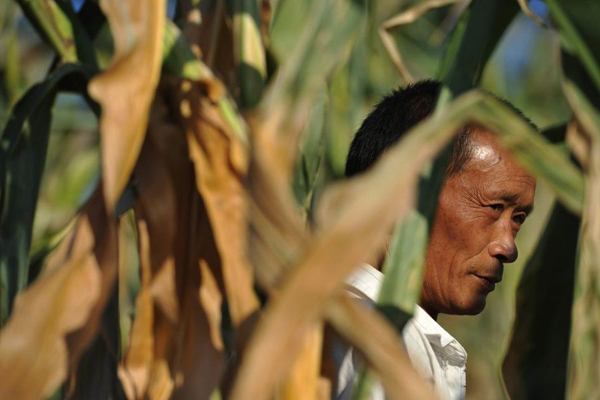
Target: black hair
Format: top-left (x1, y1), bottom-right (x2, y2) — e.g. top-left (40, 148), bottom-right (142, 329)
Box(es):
top-left (344, 80), bottom-right (537, 178)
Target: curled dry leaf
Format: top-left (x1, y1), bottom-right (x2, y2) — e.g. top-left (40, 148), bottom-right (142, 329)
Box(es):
top-left (0, 188), bottom-right (116, 399)
top-left (171, 79), bottom-right (259, 326)
top-left (118, 220), bottom-right (155, 399)
top-left (123, 90), bottom-right (234, 398)
top-left (88, 0), bottom-right (166, 212)
top-left (275, 323), bottom-right (324, 400)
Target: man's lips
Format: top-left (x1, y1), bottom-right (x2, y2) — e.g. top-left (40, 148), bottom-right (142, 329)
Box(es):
top-left (473, 273), bottom-right (501, 291)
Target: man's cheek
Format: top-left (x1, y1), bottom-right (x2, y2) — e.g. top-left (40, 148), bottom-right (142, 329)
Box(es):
top-left (452, 275), bottom-right (488, 314)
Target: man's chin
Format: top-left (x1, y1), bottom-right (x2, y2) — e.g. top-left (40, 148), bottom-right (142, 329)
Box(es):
top-left (449, 295), bottom-right (487, 315)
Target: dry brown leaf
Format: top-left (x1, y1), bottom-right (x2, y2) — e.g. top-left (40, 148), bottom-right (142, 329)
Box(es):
top-left (379, 0), bottom-right (466, 82)
top-left (118, 220), bottom-right (155, 399)
top-left (0, 188), bottom-right (117, 399)
top-left (246, 105), bottom-right (309, 290)
top-left (199, 260), bottom-right (224, 351)
top-left (275, 324), bottom-right (324, 400)
top-left (517, 0), bottom-right (548, 28)
top-left (88, 0), bottom-right (166, 212)
top-left (171, 79), bottom-right (259, 326)
top-left (0, 252), bottom-right (100, 399)
top-left (566, 119), bottom-right (591, 170)
top-left (326, 295), bottom-right (437, 399)
top-left (183, 1), bottom-right (237, 91)
top-left (127, 91), bottom-right (229, 399)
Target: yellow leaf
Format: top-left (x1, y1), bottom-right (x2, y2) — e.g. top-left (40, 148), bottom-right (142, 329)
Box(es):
top-left (0, 193), bottom-right (112, 399)
top-left (88, 0), bottom-right (166, 212)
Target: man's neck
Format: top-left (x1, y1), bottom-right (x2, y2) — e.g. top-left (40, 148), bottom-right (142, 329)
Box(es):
top-left (419, 303), bottom-right (439, 321)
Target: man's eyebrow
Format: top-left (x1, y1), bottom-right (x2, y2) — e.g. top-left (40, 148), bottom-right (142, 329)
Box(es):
top-left (499, 193), bottom-right (534, 215)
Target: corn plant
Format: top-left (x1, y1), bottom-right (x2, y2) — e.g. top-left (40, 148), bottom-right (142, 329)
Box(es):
top-left (0, 0), bottom-right (598, 399)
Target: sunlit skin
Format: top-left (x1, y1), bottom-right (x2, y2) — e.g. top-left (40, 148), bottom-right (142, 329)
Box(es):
top-left (420, 129), bottom-right (536, 320)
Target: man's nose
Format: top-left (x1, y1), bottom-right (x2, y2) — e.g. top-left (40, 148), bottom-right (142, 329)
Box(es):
top-left (488, 221), bottom-right (518, 263)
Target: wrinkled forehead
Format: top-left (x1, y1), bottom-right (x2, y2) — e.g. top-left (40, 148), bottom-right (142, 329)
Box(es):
top-left (462, 128), bottom-right (532, 178)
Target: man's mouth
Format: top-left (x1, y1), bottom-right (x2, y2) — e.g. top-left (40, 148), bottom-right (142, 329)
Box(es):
top-left (473, 274), bottom-right (501, 291)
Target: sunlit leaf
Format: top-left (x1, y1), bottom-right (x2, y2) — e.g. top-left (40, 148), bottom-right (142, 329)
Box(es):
top-left (0, 188), bottom-right (116, 399)
top-left (233, 0), bottom-right (267, 108)
top-left (171, 79), bottom-right (260, 326)
top-left (88, 0), bottom-right (166, 212)
top-left (118, 220), bottom-right (154, 399)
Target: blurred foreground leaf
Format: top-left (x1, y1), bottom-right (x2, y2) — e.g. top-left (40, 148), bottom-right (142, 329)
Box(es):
top-left (0, 188), bottom-right (117, 400)
top-left (0, 64), bottom-right (92, 325)
top-left (378, 210), bottom-right (428, 314)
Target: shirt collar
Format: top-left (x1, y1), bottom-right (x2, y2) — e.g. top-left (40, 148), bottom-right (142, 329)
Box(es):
top-left (345, 263), bottom-right (466, 355)
top-left (412, 306), bottom-right (457, 349)
top-left (344, 263), bottom-right (384, 301)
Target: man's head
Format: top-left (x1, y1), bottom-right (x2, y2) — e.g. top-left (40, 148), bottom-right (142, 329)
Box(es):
top-left (345, 80), bottom-right (537, 317)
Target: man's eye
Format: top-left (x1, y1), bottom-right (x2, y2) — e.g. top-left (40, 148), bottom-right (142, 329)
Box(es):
top-left (489, 204), bottom-right (503, 212)
top-left (513, 214), bottom-right (526, 225)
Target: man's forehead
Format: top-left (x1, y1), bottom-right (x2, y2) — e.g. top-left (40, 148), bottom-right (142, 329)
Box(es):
top-left (462, 129), bottom-right (517, 173)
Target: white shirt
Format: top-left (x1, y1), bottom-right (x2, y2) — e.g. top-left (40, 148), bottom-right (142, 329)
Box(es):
top-left (337, 264), bottom-right (467, 400)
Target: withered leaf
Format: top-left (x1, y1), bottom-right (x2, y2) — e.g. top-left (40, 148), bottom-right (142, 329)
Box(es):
top-left (171, 80), bottom-right (259, 326)
top-left (88, 0), bottom-right (166, 212)
top-left (0, 189), bottom-right (116, 399)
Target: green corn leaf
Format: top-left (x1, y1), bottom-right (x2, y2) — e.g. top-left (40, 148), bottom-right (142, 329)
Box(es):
top-left (15, 0), bottom-right (78, 63)
top-left (162, 20), bottom-right (249, 143)
top-left (54, 0), bottom-right (101, 68)
top-left (234, 0), bottom-right (267, 108)
top-left (544, 4), bottom-right (600, 396)
top-left (502, 202), bottom-right (580, 400)
top-left (261, 0), bottom-right (366, 111)
top-left (0, 64), bottom-right (93, 326)
top-left (378, 210), bottom-right (428, 315)
top-left (546, 0), bottom-right (600, 96)
top-left (292, 84), bottom-right (327, 216)
top-left (438, 0), bottom-right (519, 95)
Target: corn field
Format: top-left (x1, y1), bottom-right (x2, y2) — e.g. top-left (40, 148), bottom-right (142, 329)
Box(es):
top-left (0, 0), bottom-right (598, 399)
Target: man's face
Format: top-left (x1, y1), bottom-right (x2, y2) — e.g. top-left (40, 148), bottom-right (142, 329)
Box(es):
top-left (420, 129), bottom-right (536, 316)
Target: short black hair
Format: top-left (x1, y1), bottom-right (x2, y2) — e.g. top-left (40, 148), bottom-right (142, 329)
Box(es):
top-left (344, 80), bottom-right (537, 177)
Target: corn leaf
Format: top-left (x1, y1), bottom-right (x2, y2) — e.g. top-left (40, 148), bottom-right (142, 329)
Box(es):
top-left (0, 64), bottom-right (92, 326)
top-left (326, 295), bottom-right (436, 399)
top-left (502, 202), bottom-right (580, 399)
top-left (438, 0), bottom-right (519, 95)
top-left (233, 0), bottom-right (267, 108)
top-left (292, 84), bottom-right (327, 216)
top-left (378, 210), bottom-right (428, 314)
top-left (546, 0), bottom-right (600, 95)
top-left (14, 0), bottom-right (77, 63)
top-left (88, 0), bottom-right (166, 212)
top-left (249, 0), bottom-right (364, 290)
top-left (170, 80), bottom-right (260, 326)
top-left (0, 187), bottom-right (117, 400)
